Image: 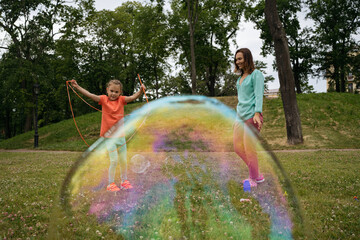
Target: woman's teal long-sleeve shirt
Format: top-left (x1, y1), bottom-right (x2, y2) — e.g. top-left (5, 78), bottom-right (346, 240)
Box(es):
top-left (236, 69), bottom-right (264, 121)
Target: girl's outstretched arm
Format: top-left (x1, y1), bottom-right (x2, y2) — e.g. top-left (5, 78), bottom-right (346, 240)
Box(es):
top-left (125, 84), bottom-right (146, 103)
top-left (70, 79), bottom-right (101, 103)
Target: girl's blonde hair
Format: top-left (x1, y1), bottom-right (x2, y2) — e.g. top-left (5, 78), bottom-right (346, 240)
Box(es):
top-left (107, 79), bottom-right (123, 95)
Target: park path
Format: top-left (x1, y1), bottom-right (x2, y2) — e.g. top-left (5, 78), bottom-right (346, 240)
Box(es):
top-left (0, 148), bottom-right (359, 153)
top-left (0, 149), bottom-right (81, 153)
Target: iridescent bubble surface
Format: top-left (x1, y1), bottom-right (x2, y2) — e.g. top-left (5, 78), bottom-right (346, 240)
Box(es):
top-left (130, 154), bottom-right (150, 174)
top-left (59, 95), bottom-right (305, 239)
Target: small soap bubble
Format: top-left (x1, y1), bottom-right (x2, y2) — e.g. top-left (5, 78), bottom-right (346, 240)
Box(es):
top-left (130, 154), bottom-right (150, 174)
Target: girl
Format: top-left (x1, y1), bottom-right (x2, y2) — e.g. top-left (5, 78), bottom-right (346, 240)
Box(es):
top-left (71, 79), bottom-right (145, 192)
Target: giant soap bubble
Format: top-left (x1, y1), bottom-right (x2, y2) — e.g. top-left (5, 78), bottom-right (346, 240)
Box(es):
top-left (58, 96), bottom-right (306, 239)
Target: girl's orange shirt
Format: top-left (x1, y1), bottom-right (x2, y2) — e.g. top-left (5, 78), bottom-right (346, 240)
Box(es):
top-left (99, 95), bottom-right (127, 137)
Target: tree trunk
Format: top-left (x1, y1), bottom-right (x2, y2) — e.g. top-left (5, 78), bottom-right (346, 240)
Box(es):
top-left (5, 108), bottom-right (11, 139)
top-left (340, 62), bottom-right (346, 93)
top-left (23, 74), bottom-right (32, 132)
top-left (293, 58), bottom-right (302, 94)
top-left (334, 64), bottom-right (340, 92)
top-left (340, 42), bottom-right (347, 92)
top-left (154, 63), bottom-right (159, 99)
top-left (265, 0), bottom-right (303, 145)
top-left (189, 27), bottom-right (197, 94)
top-left (294, 72), bottom-right (302, 94)
top-left (187, 0), bottom-right (198, 95)
top-left (25, 113), bottom-right (33, 132)
top-left (208, 63), bottom-right (218, 96)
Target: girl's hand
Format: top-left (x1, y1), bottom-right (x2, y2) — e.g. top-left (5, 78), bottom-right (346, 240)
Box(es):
top-left (253, 112), bottom-right (262, 130)
top-left (70, 79), bottom-right (79, 88)
top-left (140, 84), bottom-right (146, 92)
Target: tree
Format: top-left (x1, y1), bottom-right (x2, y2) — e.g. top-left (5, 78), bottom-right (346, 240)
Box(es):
top-left (351, 48), bottom-right (360, 87)
top-left (169, 0), bottom-right (243, 96)
top-left (246, 0), bottom-right (314, 93)
top-left (52, 2), bottom-right (93, 121)
top-left (80, 3), bottom-right (140, 97)
top-left (195, 0), bottom-right (243, 96)
top-left (186, 0), bottom-right (199, 94)
top-left (0, 0), bottom-right (94, 138)
top-left (161, 73), bottom-right (192, 96)
top-left (264, 0), bottom-right (303, 144)
top-left (0, 0), bottom-right (62, 135)
top-left (133, 3), bottom-right (171, 99)
top-left (0, 52), bottom-right (23, 138)
top-left (306, 0), bottom-right (360, 92)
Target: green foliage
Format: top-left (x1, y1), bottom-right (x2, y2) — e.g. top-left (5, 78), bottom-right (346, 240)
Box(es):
top-left (245, 0), bottom-right (315, 93)
top-left (133, 3), bottom-right (171, 99)
top-left (306, 0), bottom-right (360, 92)
top-left (169, 0), bottom-right (245, 96)
top-left (1, 0), bottom-right (248, 141)
top-left (161, 74), bottom-right (193, 96)
top-left (0, 0), bottom-right (95, 138)
top-left (0, 0), bottom-right (174, 141)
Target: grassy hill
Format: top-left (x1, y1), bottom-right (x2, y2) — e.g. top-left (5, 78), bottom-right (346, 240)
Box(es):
top-left (1, 92), bottom-right (359, 151)
top-left (1, 93), bottom-right (360, 240)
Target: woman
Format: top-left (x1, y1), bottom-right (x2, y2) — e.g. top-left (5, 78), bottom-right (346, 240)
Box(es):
top-left (233, 48), bottom-right (265, 187)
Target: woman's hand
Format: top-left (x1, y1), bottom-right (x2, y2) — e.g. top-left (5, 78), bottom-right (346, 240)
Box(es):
top-left (253, 112), bottom-right (262, 130)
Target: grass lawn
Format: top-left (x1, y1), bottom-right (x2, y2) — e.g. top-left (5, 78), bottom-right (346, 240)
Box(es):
top-left (1, 93), bottom-right (359, 151)
top-left (1, 93), bottom-right (359, 239)
top-left (217, 93), bottom-right (360, 150)
top-left (278, 150), bottom-right (360, 239)
top-left (1, 150), bottom-right (359, 239)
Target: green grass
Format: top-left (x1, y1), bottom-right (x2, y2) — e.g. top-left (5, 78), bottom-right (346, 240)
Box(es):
top-left (217, 93), bottom-right (360, 150)
top-left (1, 151), bottom-right (359, 239)
top-left (278, 150), bottom-right (360, 239)
top-left (1, 93), bottom-right (359, 151)
top-left (1, 93), bottom-right (360, 239)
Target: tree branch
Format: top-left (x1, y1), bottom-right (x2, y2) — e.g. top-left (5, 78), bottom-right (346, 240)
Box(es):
top-left (226, 29), bottom-right (237, 41)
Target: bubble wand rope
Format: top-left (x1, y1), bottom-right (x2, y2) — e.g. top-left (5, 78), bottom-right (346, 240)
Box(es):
top-left (60, 75), bottom-right (148, 212)
top-left (137, 73), bottom-right (149, 104)
top-left (65, 80), bottom-right (130, 148)
top-left (66, 81), bottom-right (90, 147)
top-left (66, 75), bottom-right (149, 150)
top-left (66, 81), bottom-right (125, 117)
top-left (66, 81), bottom-right (102, 112)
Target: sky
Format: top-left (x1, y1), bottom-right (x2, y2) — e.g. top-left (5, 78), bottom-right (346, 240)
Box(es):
top-left (95, 0), bottom-right (328, 92)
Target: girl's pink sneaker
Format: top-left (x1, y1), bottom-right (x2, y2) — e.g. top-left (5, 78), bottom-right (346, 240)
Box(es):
top-left (121, 180), bottom-right (133, 190)
top-left (255, 174), bottom-right (265, 183)
top-left (107, 182), bottom-right (120, 192)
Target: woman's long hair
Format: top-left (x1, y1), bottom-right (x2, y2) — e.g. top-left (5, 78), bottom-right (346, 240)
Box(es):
top-left (234, 48), bottom-right (255, 75)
